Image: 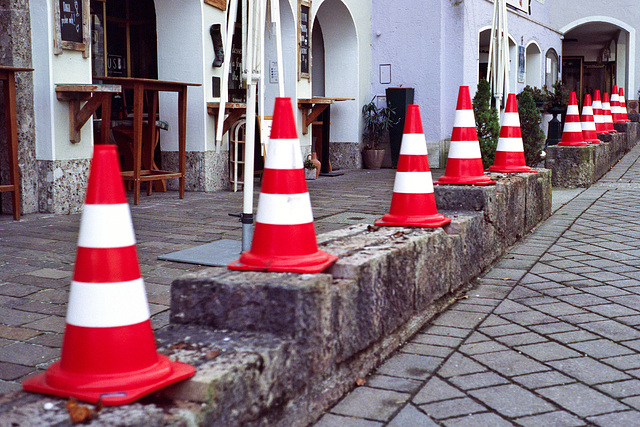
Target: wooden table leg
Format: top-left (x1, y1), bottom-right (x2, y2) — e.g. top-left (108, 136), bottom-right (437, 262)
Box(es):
top-left (146, 91), bottom-right (158, 196)
top-left (100, 93), bottom-right (112, 146)
top-left (132, 83), bottom-right (144, 205)
top-left (4, 71), bottom-right (20, 220)
top-left (178, 87), bottom-right (187, 199)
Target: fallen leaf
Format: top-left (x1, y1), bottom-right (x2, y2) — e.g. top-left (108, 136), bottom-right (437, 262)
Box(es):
top-left (355, 377), bottom-right (366, 386)
top-left (66, 397), bottom-right (102, 424)
top-left (205, 349), bottom-right (221, 359)
top-left (502, 278), bottom-right (511, 281)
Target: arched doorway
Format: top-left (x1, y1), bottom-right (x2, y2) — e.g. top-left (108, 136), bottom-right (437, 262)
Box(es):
top-left (525, 41), bottom-right (542, 88)
top-left (312, 0), bottom-right (359, 167)
top-left (561, 18), bottom-right (634, 102)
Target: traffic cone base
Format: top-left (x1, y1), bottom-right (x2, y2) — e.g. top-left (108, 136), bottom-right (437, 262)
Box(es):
top-left (375, 192), bottom-right (451, 227)
top-left (489, 151), bottom-right (535, 173)
top-left (23, 144), bottom-right (195, 405)
top-left (228, 97), bottom-right (338, 273)
top-left (437, 157), bottom-right (495, 185)
top-left (23, 323), bottom-right (194, 405)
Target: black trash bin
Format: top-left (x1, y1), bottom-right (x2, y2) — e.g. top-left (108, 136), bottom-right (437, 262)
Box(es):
top-left (386, 87), bottom-right (415, 168)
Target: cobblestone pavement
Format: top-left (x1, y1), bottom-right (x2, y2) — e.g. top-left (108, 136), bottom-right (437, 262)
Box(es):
top-left (315, 146), bottom-right (640, 427)
top-left (0, 167), bottom-right (401, 394)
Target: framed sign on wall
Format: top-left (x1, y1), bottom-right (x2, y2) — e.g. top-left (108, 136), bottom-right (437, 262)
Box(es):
top-left (55, 0), bottom-right (91, 57)
top-left (298, 0), bottom-right (311, 80)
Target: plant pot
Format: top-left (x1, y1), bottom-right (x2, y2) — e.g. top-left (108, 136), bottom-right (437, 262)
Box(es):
top-left (363, 149), bottom-right (386, 170)
top-left (305, 168), bottom-right (317, 180)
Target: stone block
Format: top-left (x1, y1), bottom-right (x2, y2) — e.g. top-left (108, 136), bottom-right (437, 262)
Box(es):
top-left (545, 145), bottom-right (595, 188)
top-left (524, 169), bottom-right (552, 233)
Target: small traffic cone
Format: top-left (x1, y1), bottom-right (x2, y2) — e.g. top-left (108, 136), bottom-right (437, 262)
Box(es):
top-left (23, 145), bottom-right (195, 406)
top-left (602, 92), bottom-right (618, 133)
top-left (611, 85), bottom-right (623, 123)
top-left (593, 90), bottom-right (607, 134)
top-left (581, 94), bottom-right (600, 143)
top-left (619, 87), bottom-right (631, 122)
top-left (435, 86), bottom-right (495, 186)
top-left (375, 105), bottom-right (451, 228)
top-left (558, 92), bottom-right (588, 146)
top-left (488, 93), bottom-right (536, 173)
top-left (228, 97), bottom-right (338, 273)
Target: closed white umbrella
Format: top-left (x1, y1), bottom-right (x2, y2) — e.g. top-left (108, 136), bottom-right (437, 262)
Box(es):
top-left (486, 0), bottom-right (510, 108)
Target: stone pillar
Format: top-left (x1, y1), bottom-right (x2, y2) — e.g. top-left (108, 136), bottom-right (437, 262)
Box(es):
top-left (0, 0), bottom-right (37, 215)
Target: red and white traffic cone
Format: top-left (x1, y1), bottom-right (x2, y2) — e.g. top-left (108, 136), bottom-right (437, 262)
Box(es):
top-left (611, 85), bottom-right (624, 123)
top-left (488, 93), bottom-right (535, 173)
top-left (435, 86), bottom-right (495, 186)
top-left (593, 90), bottom-right (607, 134)
top-left (619, 87), bottom-right (631, 122)
top-left (602, 92), bottom-right (618, 134)
top-left (581, 94), bottom-right (600, 144)
top-left (23, 145), bottom-right (195, 406)
top-left (375, 104), bottom-right (451, 228)
top-left (558, 92), bottom-right (588, 146)
top-left (228, 97), bottom-right (338, 273)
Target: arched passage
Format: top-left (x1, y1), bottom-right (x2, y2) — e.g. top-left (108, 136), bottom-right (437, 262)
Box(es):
top-left (525, 41), bottom-right (542, 88)
top-left (560, 17), bottom-right (635, 102)
top-left (313, 0), bottom-right (359, 145)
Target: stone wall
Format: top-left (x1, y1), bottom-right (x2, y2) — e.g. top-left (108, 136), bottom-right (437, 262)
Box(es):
top-left (164, 171), bottom-right (551, 426)
top-left (545, 122), bottom-right (639, 188)
top-left (0, 0), bottom-right (37, 216)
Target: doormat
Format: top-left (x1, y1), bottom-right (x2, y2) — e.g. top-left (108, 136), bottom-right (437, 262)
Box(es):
top-left (158, 239), bottom-right (242, 267)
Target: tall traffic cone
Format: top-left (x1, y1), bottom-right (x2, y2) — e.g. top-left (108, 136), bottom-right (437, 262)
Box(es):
top-left (558, 92), bottom-right (588, 146)
top-left (435, 86), bottom-right (495, 185)
top-left (602, 92), bottom-right (618, 133)
top-left (23, 145), bottom-right (195, 405)
top-left (610, 85), bottom-right (623, 123)
top-left (228, 97), bottom-right (338, 273)
top-left (488, 93), bottom-right (535, 173)
top-left (593, 90), bottom-right (607, 134)
top-left (619, 87), bottom-right (631, 122)
top-left (581, 94), bottom-right (600, 143)
top-left (375, 105), bottom-right (451, 228)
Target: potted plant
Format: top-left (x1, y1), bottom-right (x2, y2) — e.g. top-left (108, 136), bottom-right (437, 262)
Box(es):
top-left (362, 97), bottom-right (395, 169)
top-left (521, 85), bottom-right (549, 112)
top-left (304, 154), bottom-right (319, 180)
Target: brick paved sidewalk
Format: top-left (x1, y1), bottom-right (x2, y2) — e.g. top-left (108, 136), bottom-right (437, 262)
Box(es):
top-left (316, 145), bottom-right (640, 426)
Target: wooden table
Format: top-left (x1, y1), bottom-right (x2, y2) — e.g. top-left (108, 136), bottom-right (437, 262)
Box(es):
top-left (0, 66), bottom-right (33, 220)
top-left (94, 76), bottom-right (200, 205)
top-left (55, 83), bottom-right (121, 144)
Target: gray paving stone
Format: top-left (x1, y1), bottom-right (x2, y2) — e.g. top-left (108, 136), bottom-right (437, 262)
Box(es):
top-left (495, 332), bottom-right (548, 346)
top-left (376, 353), bottom-right (443, 380)
top-left (479, 314), bottom-right (510, 327)
top-left (548, 357), bottom-right (630, 385)
top-left (512, 371), bottom-right (575, 389)
top-left (587, 411), bottom-right (640, 427)
top-left (516, 411), bottom-right (585, 427)
top-left (515, 341), bottom-right (582, 362)
top-left (580, 320), bottom-right (640, 341)
top-left (479, 323), bottom-right (529, 337)
top-left (558, 312), bottom-right (608, 324)
top-left (529, 322), bottom-right (579, 335)
top-left (419, 397), bottom-right (486, 420)
top-left (493, 299), bottom-right (529, 314)
top-left (569, 339), bottom-right (635, 358)
top-left (438, 353), bottom-right (486, 378)
top-left (387, 404), bottom-right (438, 427)
top-left (330, 387), bottom-right (411, 422)
top-left (538, 383), bottom-right (629, 417)
top-left (557, 293), bottom-right (611, 306)
top-left (602, 354), bottom-right (640, 370)
top-left (583, 285), bottom-right (630, 297)
top-left (413, 376), bottom-right (465, 405)
top-left (548, 330), bottom-right (599, 344)
top-left (413, 333), bottom-right (464, 348)
top-left (500, 310), bottom-right (556, 326)
top-left (448, 371), bottom-right (509, 391)
top-left (443, 412), bottom-right (513, 427)
top-left (459, 340), bottom-right (507, 355)
top-left (366, 375), bottom-right (424, 394)
top-left (0, 342), bottom-right (59, 366)
top-left (472, 350), bottom-right (549, 377)
top-left (588, 303), bottom-right (640, 317)
top-left (421, 325), bottom-right (470, 338)
top-left (595, 379), bottom-right (640, 399)
top-left (431, 310), bottom-right (487, 329)
top-left (540, 286), bottom-right (582, 297)
top-left (533, 302), bottom-right (586, 317)
top-left (468, 384), bottom-right (555, 417)
top-left (400, 342), bottom-right (454, 358)
top-left (315, 413), bottom-right (383, 427)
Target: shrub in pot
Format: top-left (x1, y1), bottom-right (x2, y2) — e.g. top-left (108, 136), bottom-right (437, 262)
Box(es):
top-left (362, 97), bottom-right (395, 169)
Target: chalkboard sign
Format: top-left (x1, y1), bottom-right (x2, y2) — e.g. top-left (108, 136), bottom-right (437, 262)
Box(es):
top-left (54, 0), bottom-right (90, 57)
top-left (59, 0), bottom-right (83, 43)
top-left (298, 2), bottom-right (310, 79)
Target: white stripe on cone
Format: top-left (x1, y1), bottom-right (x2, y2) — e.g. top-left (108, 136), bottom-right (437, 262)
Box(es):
top-left (564, 122), bottom-right (583, 133)
top-left (78, 204), bottom-right (136, 248)
top-left (256, 192), bottom-right (314, 225)
top-left (67, 279), bottom-right (150, 327)
top-left (501, 112), bottom-right (520, 127)
top-left (496, 137), bottom-right (525, 152)
top-left (393, 172), bottom-right (434, 193)
top-left (264, 138), bottom-right (303, 169)
top-left (400, 134), bottom-right (429, 155)
top-left (448, 140), bottom-right (483, 159)
top-left (452, 109), bottom-right (475, 127)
